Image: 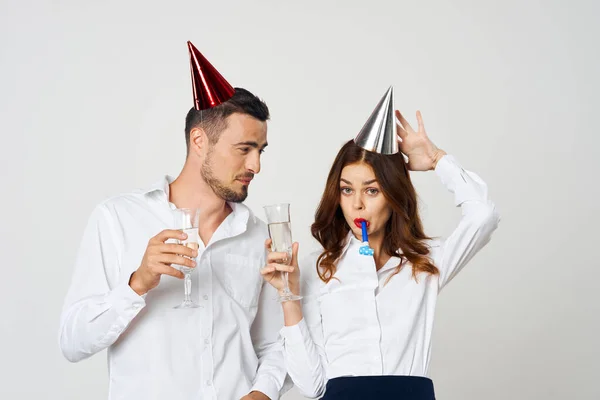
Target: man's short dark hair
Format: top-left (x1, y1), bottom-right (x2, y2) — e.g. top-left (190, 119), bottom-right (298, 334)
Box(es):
top-left (184, 87), bottom-right (270, 150)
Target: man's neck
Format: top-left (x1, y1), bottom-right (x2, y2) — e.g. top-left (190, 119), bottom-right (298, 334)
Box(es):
top-left (169, 168), bottom-right (232, 246)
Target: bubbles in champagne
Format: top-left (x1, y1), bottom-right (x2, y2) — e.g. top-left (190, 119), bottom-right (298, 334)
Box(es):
top-left (268, 222), bottom-right (292, 258)
top-left (182, 228), bottom-right (199, 247)
top-left (178, 228), bottom-right (199, 272)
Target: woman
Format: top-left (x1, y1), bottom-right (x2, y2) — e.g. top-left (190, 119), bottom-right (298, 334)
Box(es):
top-left (261, 109), bottom-right (500, 399)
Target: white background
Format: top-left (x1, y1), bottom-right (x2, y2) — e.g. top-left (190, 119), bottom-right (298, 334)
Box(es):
top-left (1, 0), bottom-right (598, 399)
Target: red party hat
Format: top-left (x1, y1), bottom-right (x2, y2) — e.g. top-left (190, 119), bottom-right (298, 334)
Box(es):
top-left (187, 41), bottom-right (235, 110)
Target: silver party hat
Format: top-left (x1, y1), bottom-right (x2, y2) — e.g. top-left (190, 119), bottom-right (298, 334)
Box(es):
top-left (353, 86), bottom-right (398, 155)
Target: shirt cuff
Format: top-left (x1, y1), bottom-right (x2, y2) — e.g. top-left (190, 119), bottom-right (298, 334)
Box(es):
top-left (251, 376), bottom-right (280, 400)
top-left (105, 280), bottom-right (146, 316)
top-left (434, 154), bottom-right (488, 206)
top-left (434, 154), bottom-right (460, 183)
top-left (279, 318), bottom-right (309, 345)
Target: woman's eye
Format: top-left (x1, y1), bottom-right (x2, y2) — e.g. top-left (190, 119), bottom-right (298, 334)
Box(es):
top-left (366, 188), bottom-right (379, 195)
top-left (341, 187), bottom-right (353, 194)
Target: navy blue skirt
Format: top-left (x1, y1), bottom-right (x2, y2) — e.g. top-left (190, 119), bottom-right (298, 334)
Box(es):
top-left (321, 375), bottom-right (435, 400)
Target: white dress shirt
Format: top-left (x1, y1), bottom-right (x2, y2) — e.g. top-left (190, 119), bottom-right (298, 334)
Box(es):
top-left (279, 155), bottom-right (500, 399)
top-left (59, 176), bottom-right (288, 400)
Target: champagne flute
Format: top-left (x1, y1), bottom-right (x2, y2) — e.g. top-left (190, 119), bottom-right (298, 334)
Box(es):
top-left (263, 203), bottom-right (302, 302)
top-left (173, 208), bottom-right (201, 309)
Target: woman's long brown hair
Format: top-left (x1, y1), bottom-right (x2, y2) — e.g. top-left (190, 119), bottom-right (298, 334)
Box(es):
top-left (311, 140), bottom-right (439, 283)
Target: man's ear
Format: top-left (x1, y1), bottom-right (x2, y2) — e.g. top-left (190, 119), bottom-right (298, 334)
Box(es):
top-left (189, 127), bottom-right (208, 155)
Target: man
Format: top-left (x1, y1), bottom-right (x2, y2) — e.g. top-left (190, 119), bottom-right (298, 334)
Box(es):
top-left (59, 42), bottom-right (288, 400)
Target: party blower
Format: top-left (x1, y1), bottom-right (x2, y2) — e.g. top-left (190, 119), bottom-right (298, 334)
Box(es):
top-left (358, 220), bottom-right (374, 256)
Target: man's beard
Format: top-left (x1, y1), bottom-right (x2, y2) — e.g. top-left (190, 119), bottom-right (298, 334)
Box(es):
top-left (201, 153), bottom-right (250, 203)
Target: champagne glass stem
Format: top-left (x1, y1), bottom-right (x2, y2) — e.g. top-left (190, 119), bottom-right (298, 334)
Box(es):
top-left (184, 270), bottom-right (192, 303)
top-left (281, 271), bottom-right (291, 294)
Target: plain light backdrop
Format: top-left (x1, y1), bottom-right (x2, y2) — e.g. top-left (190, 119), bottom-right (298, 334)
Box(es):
top-left (1, 0), bottom-right (598, 399)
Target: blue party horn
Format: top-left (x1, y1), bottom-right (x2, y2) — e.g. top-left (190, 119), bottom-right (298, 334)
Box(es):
top-left (359, 220), bottom-right (374, 256)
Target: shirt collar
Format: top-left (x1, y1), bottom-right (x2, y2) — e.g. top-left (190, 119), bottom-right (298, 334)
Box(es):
top-left (340, 230), bottom-right (359, 258)
top-left (341, 230), bottom-right (403, 273)
top-left (142, 175), bottom-right (174, 198)
top-left (218, 201), bottom-right (250, 239)
top-left (141, 175), bottom-right (251, 240)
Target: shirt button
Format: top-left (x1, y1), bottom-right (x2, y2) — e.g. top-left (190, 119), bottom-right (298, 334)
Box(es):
top-left (203, 295), bottom-right (208, 300)
top-left (204, 339), bottom-right (209, 344)
top-left (205, 380), bottom-right (212, 386)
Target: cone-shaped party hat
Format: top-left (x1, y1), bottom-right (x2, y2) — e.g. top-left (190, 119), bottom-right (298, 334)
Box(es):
top-left (188, 41), bottom-right (235, 110)
top-left (353, 86), bottom-right (398, 155)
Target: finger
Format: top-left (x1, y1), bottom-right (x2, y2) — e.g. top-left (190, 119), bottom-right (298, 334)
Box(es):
top-left (152, 229), bottom-right (187, 243)
top-left (395, 110), bottom-right (409, 139)
top-left (155, 264), bottom-right (185, 279)
top-left (157, 254), bottom-right (196, 268)
top-left (260, 266), bottom-right (276, 276)
top-left (158, 243), bottom-right (198, 258)
top-left (416, 110), bottom-right (426, 134)
top-left (266, 263), bottom-right (295, 273)
top-left (395, 110), bottom-right (414, 133)
top-left (264, 238), bottom-right (273, 251)
top-left (291, 242), bottom-right (299, 267)
top-left (267, 251), bottom-right (291, 263)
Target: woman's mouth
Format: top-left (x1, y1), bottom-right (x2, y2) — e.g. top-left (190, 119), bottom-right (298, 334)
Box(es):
top-left (354, 218), bottom-right (370, 228)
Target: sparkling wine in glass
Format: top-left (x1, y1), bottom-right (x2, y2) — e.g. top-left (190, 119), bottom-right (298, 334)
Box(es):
top-left (173, 208), bottom-right (202, 309)
top-left (263, 203), bottom-right (302, 302)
